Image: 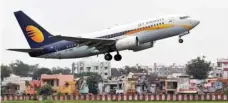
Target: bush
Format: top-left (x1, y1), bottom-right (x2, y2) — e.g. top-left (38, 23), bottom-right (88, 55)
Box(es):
top-left (224, 88), bottom-right (228, 95)
top-left (37, 84), bottom-right (54, 96)
top-left (57, 92), bottom-right (64, 96)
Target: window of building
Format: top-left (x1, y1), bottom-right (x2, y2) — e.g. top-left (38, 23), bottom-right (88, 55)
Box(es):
top-left (95, 66), bottom-right (98, 70)
top-left (80, 67), bottom-right (83, 71)
top-left (105, 67), bottom-right (108, 70)
top-left (104, 73), bottom-right (108, 75)
top-left (87, 67), bottom-right (91, 72)
top-left (56, 80), bottom-right (59, 86)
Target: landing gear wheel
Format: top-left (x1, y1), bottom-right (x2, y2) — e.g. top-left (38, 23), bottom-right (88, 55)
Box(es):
top-left (114, 54), bottom-right (122, 61)
top-left (104, 53), bottom-right (112, 61)
top-left (179, 39), bottom-right (184, 43)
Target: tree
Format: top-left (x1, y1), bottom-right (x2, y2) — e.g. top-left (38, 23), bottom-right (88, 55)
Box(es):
top-left (74, 72), bottom-right (102, 94)
top-left (32, 67), bottom-right (52, 80)
top-left (1, 64), bottom-right (12, 80)
top-left (52, 67), bottom-right (71, 74)
top-left (87, 73), bottom-right (101, 94)
top-left (186, 56), bottom-right (213, 79)
top-left (9, 60), bottom-right (32, 77)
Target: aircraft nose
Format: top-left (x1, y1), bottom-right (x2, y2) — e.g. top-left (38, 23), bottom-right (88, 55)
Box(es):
top-left (191, 19), bottom-right (200, 27)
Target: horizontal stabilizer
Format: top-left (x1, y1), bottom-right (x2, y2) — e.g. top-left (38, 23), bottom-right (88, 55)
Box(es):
top-left (7, 48), bottom-right (43, 53)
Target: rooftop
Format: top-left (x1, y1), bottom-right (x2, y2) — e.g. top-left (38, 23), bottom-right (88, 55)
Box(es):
top-left (41, 74), bottom-right (74, 80)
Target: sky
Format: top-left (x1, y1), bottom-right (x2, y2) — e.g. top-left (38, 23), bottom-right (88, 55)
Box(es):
top-left (1, 0), bottom-right (228, 68)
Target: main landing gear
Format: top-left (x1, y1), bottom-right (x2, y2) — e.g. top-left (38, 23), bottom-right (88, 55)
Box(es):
top-left (104, 51), bottom-right (122, 61)
top-left (104, 53), bottom-right (112, 61)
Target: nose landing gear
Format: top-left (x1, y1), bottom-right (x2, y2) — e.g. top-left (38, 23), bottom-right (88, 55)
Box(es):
top-left (178, 31), bottom-right (189, 43)
top-left (179, 38), bottom-right (184, 43)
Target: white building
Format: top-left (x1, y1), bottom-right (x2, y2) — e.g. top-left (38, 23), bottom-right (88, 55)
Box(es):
top-left (134, 64), bottom-right (153, 74)
top-left (1, 74), bottom-right (32, 94)
top-left (73, 58), bottom-right (111, 80)
top-left (217, 58), bottom-right (228, 78)
top-left (153, 63), bottom-right (186, 77)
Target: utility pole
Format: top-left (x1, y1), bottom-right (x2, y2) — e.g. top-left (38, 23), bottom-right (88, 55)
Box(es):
top-left (72, 62), bottom-right (76, 75)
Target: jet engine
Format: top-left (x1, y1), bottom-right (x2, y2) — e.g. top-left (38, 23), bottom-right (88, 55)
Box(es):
top-left (129, 42), bottom-right (154, 52)
top-left (115, 36), bottom-right (139, 51)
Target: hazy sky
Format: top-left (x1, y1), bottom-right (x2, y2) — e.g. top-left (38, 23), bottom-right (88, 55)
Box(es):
top-left (1, 0), bottom-right (228, 68)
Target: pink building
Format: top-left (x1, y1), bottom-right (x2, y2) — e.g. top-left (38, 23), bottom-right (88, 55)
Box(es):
top-left (217, 58), bottom-right (228, 78)
top-left (40, 74), bottom-right (74, 87)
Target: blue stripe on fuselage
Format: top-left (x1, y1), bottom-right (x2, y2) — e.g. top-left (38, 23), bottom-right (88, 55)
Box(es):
top-left (28, 40), bottom-right (76, 57)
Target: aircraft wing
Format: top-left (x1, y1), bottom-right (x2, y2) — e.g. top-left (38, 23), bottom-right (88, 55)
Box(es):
top-left (50, 35), bottom-right (115, 43)
top-left (7, 48), bottom-right (43, 53)
top-left (50, 35), bottom-right (116, 50)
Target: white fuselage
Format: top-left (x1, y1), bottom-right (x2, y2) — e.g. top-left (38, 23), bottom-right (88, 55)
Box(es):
top-left (40, 15), bottom-right (200, 59)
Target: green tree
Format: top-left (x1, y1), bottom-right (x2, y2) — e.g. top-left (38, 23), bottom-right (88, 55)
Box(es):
top-left (87, 73), bottom-right (101, 94)
top-left (37, 84), bottom-right (53, 96)
top-left (74, 72), bottom-right (102, 94)
top-left (1, 64), bottom-right (12, 80)
top-left (9, 60), bottom-right (32, 77)
top-left (52, 67), bottom-right (71, 74)
top-left (32, 67), bottom-right (52, 80)
top-left (186, 56), bottom-right (213, 79)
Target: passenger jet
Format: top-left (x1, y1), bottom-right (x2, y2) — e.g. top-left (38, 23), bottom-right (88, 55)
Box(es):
top-left (8, 11), bottom-right (200, 61)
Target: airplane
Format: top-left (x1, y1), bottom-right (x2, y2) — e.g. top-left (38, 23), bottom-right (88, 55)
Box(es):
top-left (8, 11), bottom-right (200, 61)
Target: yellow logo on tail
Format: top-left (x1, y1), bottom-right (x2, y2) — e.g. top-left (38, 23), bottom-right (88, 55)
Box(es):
top-left (26, 25), bottom-right (44, 43)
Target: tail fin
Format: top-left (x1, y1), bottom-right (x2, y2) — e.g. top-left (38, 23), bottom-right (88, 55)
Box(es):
top-left (14, 11), bottom-right (57, 48)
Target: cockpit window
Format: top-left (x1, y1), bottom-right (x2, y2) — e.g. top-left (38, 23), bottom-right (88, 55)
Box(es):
top-left (180, 16), bottom-right (190, 19)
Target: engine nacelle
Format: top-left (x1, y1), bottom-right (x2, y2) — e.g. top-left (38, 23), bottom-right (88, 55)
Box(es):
top-left (129, 42), bottom-right (154, 52)
top-left (115, 36), bottom-right (139, 51)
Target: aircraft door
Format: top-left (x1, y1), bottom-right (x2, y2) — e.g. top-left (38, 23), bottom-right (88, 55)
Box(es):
top-left (168, 19), bottom-right (174, 24)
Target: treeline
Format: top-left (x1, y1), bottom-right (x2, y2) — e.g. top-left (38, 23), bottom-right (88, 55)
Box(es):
top-left (1, 60), bottom-right (71, 80)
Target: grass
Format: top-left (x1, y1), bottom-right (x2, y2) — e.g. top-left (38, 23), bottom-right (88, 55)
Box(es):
top-left (2, 101), bottom-right (228, 103)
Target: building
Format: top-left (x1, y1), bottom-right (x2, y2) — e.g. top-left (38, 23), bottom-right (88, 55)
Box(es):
top-left (153, 63), bottom-right (186, 77)
top-left (217, 58), bottom-right (228, 78)
top-left (78, 77), bottom-right (89, 94)
top-left (134, 64), bottom-right (153, 74)
top-left (208, 69), bottom-right (223, 78)
top-left (101, 76), bottom-right (125, 94)
top-left (40, 74), bottom-right (74, 88)
top-left (1, 74), bottom-right (32, 95)
top-left (1, 83), bottom-right (20, 95)
top-left (73, 58), bottom-right (111, 80)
